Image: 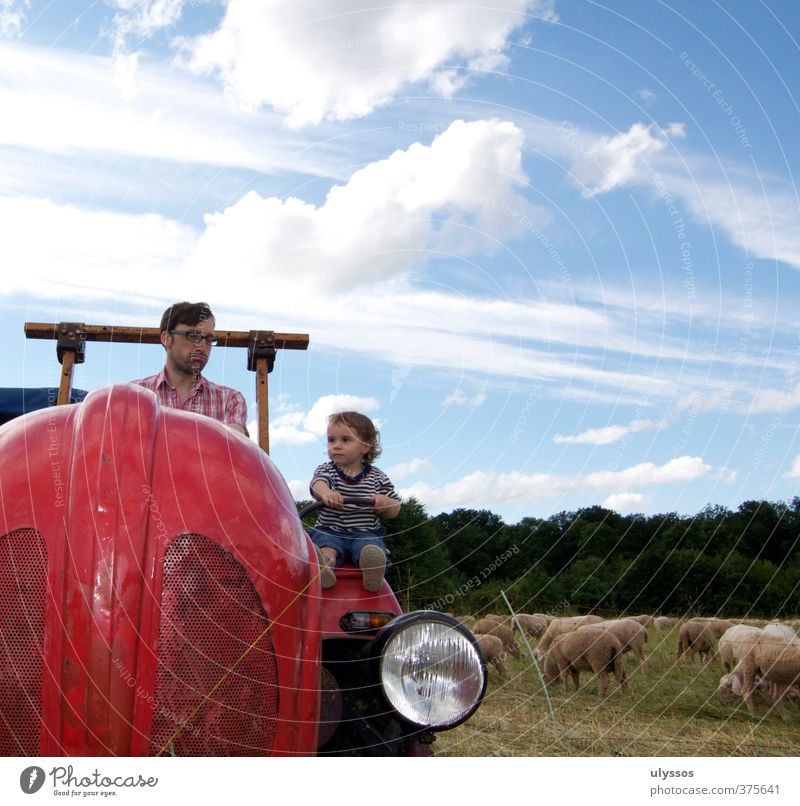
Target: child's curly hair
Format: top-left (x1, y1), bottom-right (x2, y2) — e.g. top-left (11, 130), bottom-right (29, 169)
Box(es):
top-left (328, 411), bottom-right (381, 462)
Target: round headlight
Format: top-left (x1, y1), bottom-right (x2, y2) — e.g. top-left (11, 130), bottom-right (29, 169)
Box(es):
top-left (377, 617), bottom-right (486, 729)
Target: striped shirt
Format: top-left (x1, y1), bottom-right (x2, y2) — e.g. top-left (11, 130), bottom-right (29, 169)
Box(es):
top-left (311, 461), bottom-right (399, 533)
top-left (134, 368), bottom-right (249, 434)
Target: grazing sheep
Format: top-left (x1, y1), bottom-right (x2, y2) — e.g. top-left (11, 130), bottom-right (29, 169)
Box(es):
top-left (731, 635), bottom-right (800, 720)
top-left (676, 621), bottom-right (717, 662)
top-left (542, 630), bottom-right (627, 698)
top-left (688, 617), bottom-right (735, 639)
top-left (515, 614), bottom-right (550, 639)
top-left (472, 619), bottom-right (522, 659)
top-left (577, 619), bottom-right (648, 666)
top-left (475, 633), bottom-right (508, 679)
top-left (654, 616), bottom-right (679, 632)
top-left (763, 623), bottom-right (798, 642)
top-left (629, 614), bottom-right (655, 627)
top-left (536, 615), bottom-right (604, 654)
top-left (718, 625), bottom-right (764, 673)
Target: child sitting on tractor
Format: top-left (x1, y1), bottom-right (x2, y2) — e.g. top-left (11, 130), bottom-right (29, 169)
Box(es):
top-left (308, 411), bottom-right (401, 591)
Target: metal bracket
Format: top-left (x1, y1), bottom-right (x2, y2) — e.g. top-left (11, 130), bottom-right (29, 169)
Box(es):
top-left (56, 322), bottom-right (87, 366)
top-left (247, 330), bottom-right (276, 373)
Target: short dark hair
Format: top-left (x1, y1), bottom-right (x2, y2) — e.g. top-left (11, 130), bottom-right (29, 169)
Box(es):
top-left (328, 411), bottom-right (382, 462)
top-left (159, 302), bottom-right (214, 334)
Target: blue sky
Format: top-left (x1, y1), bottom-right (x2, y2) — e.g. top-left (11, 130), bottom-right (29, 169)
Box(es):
top-left (1, 0), bottom-right (799, 522)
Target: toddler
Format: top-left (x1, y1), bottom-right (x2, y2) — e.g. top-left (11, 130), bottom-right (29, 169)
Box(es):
top-left (309, 411), bottom-right (401, 591)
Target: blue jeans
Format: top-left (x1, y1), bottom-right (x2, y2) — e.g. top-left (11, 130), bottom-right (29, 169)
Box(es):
top-left (307, 526), bottom-right (390, 567)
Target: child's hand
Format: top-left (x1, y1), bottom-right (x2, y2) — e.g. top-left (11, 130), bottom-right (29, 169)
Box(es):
top-left (312, 481), bottom-right (345, 509)
top-left (373, 494), bottom-right (399, 517)
top-left (320, 488), bottom-right (345, 509)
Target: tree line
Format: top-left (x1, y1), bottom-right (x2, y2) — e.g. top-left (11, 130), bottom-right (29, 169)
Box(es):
top-left (302, 497), bottom-right (800, 617)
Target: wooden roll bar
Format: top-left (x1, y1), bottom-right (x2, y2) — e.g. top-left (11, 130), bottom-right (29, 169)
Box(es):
top-left (24, 322), bottom-right (310, 454)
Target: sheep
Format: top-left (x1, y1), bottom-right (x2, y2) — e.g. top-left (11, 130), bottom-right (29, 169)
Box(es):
top-left (628, 614), bottom-right (655, 627)
top-left (515, 613), bottom-right (550, 639)
top-left (536, 615), bottom-right (604, 654)
top-left (676, 621), bottom-right (717, 662)
top-left (653, 616), bottom-right (679, 632)
top-left (730, 635), bottom-right (800, 720)
top-left (688, 617), bottom-right (735, 639)
top-left (542, 630), bottom-right (627, 698)
top-left (475, 633), bottom-right (508, 679)
top-left (763, 623), bottom-right (798, 642)
top-left (577, 618), bottom-right (648, 666)
top-left (472, 619), bottom-right (522, 659)
top-left (718, 625), bottom-right (763, 673)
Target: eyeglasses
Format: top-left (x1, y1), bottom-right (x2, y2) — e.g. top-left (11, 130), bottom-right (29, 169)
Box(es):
top-left (169, 329), bottom-right (218, 346)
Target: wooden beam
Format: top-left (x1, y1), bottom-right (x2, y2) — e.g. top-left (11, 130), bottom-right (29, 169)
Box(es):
top-left (24, 323), bottom-right (309, 350)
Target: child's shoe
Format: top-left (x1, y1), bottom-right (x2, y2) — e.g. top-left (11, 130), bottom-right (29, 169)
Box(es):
top-left (359, 545), bottom-right (386, 592)
top-left (314, 545), bottom-right (337, 589)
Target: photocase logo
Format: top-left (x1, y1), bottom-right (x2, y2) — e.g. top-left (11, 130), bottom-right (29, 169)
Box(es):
top-left (19, 766), bottom-right (46, 794)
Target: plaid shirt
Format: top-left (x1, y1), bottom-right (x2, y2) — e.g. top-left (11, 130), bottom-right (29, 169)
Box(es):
top-left (134, 368), bottom-right (249, 434)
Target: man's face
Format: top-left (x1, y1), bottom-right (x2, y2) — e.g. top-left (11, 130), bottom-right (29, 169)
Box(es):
top-left (162, 317), bottom-right (216, 376)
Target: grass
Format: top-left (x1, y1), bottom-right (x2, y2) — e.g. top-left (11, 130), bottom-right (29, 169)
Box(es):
top-left (436, 626), bottom-right (800, 757)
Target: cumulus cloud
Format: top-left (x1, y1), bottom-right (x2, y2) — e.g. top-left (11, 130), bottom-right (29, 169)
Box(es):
top-left (0, 0), bottom-right (28, 38)
top-left (188, 118), bottom-right (536, 289)
top-left (584, 455), bottom-right (710, 489)
top-left (387, 458), bottom-right (430, 480)
top-left (178, 0), bottom-right (556, 125)
top-left (401, 454), bottom-right (713, 511)
top-left (602, 492), bottom-right (645, 512)
top-left (266, 394), bottom-right (380, 447)
top-left (574, 122), bottom-right (684, 197)
top-left (785, 456), bottom-right (800, 479)
top-left (554, 418), bottom-right (662, 446)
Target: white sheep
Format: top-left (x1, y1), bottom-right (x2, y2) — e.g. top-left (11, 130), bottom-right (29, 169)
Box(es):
top-left (515, 613), bottom-right (550, 638)
top-left (542, 629), bottom-right (627, 698)
top-left (536, 615), bottom-right (604, 654)
top-left (718, 624), bottom-right (763, 673)
top-left (676, 621), bottom-right (717, 662)
top-left (472, 618), bottom-right (522, 659)
top-left (475, 633), bottom-right (508, 679)
top-left (577, 618), bottom-right (648, 666)
top-left (732, 635), bottom-right (800, 720)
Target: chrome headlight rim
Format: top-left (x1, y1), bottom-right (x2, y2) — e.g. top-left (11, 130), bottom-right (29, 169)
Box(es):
top-left (369, 611), bottom-right (487, 730)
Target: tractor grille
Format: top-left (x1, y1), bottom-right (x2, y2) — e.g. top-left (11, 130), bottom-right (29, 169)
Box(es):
top-left (150, 534), bottom-right (279, 756)
top-left (0, 528), bottom-right (47, 756)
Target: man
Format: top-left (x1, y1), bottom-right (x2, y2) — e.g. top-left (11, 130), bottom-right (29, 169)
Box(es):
top-left (134, 301), bottom-right (248, 435)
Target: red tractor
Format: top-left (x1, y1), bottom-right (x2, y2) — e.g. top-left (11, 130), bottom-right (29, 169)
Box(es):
top-left (0, 322), bottom-right (486, 756)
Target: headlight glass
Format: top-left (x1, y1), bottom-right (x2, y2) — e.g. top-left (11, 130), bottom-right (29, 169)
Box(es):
top-left (379, 620), bottom-right (485, 728)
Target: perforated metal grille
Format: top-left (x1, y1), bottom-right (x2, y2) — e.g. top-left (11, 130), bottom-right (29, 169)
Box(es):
top-left (150, 534), bottom-right (279, 756)
top-left (0, 528), bottom-right (47, 756)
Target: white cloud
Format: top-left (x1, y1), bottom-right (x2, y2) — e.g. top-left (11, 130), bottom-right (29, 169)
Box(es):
top-left (554, 418), bottom-right (662, 446)
top-left (747, 382), bottom-right (800, 415)
top-left (178, 0), bottom-right (555, 125)
top-left (602, 492), bottom-right (645, 512)
top-left (443, 390), bottom-right (487, 407)
top-left (387, 458), bottom-right (430, 480)
top-left (574, 122), bottom-right (682, 197)
top-left (0, 196), bottom-right (197, 300)
top-left (0, 41), bottom-right (328, 175)
top-left (584, 455), bottom-right (710, 488)
top-left (188, 118), bottom-right (537, 289)
top-left (785, 456), bottom-right (800, 479)
top-left (266, 394), bottom-right (380, 447)
top-left (0, 0), bottom-right (28, 38)
top-left (401, 455), bottom-right (713, 511)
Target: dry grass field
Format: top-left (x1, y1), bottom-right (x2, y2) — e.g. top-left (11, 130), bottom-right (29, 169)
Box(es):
top-left (437, 624), bottom-right (800, 757)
